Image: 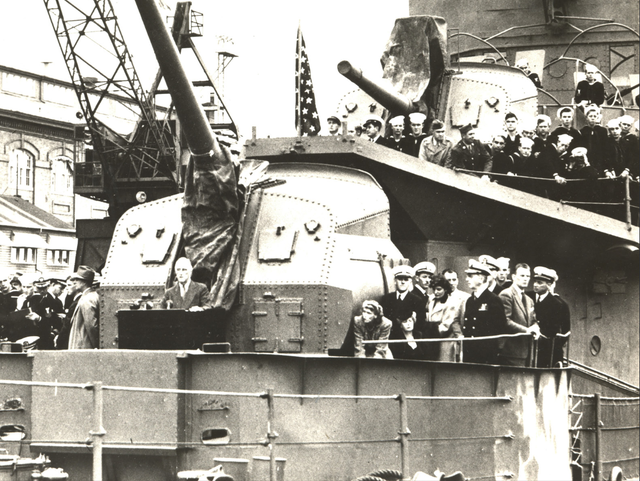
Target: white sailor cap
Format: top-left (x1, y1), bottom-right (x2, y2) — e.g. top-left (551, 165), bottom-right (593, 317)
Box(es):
top-left (408, 112), bottom-right (426, 124)
top-left (389, 115), bottom-right (405, 127)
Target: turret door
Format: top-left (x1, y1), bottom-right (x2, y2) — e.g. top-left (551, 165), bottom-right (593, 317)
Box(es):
top-left (252, 298), bottom-right (304, 352)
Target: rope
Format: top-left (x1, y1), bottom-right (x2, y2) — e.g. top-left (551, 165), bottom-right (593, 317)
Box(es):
top-left (0, 379), bottom-right (510, 402)
top-left (569, 394), bottom-right (639, 401)
top-left (363, 332), bottom-right (533, 345)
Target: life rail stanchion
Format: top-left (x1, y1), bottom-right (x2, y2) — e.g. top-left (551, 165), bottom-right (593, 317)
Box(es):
top-left (85, 381), bottom-right (106, 481)
top-left (595, 393), bottom-right (602, 481)
top-left (397, 393), bottom-right (410, 479)
top-left (262, 388), bottom-right (278, 481)
top-left (624, 174), bottom-right (631, 230)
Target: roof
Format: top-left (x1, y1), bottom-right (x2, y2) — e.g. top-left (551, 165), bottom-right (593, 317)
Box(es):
top-left (0, 195), bottom-right (74, 232)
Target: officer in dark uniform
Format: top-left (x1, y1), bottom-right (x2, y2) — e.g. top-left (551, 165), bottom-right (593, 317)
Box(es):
top-left (451, 124), bottom-right (492, 180)
top-left (363, 115), bottom-right (387, 146)
top-left (531, 267), bottom-right (571, 368)
top-left (380, 265), bottom-right (426, 333)
top-left (462, 260), bottom-right (507, 364)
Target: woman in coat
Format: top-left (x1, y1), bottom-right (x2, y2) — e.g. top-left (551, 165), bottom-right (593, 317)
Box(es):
top-left (353, 300), bottom-right (393, 359)
top-left (427, 275), bottom-right (463, 362)
top-left (389, 311), bottom-right (427, 360)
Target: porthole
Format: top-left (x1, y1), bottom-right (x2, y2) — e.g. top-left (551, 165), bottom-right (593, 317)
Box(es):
top-left (589, 336), bottom-right (602, 356)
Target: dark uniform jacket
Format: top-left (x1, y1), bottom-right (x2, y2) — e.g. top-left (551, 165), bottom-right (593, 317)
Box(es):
top-left (386, 136), bottom-right (410, 153)
top-left (533, 292), bottom-right (571, 368)
top-left (503, 134), bottom-right (521, 157)
top-left (462, 288), bottom-right (507, 364)
top-left (405, 134), bottom-right (427, 157)
top-left (389, 327), bottom-right (428, 360)
top-left (549, 126), bottom-right (582, 154)
top-left (380, 291), bottom-right (427, 335)
top-left (580, 125), bottom-right (608, 175)
top-left (575, 80), bottom-right (605, 106)
top-left (451, 139), bottom-right (492, 175)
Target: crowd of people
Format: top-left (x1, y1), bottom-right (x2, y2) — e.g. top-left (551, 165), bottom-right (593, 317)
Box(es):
top-left (350, 256), bottom-right (571, 368)
top-left (0, 266), bottom-right (99, 350)
top-left (325, 66), bottom-right (639, 209)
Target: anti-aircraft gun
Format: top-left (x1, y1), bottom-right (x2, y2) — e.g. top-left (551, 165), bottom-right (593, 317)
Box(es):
top-left (99, 0), bottom-right (406, 352)
top-left (337, 16), bottom-right (539, 142)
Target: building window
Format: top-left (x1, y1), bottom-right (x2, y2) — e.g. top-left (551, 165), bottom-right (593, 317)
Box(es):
top-left (53, 203), bottom-right (71, 215)
top-left (51, 157), bottom-right (74, 194)
top-left (8, 149), bottom-right (34, 191)
top-left (11, 247), bottom-right (37, 265)
top-left (47, 249), bottom-right (70, 266)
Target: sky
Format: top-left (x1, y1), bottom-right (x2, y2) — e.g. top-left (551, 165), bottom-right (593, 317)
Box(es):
top-left (0, 0), bottom-right (409, 140)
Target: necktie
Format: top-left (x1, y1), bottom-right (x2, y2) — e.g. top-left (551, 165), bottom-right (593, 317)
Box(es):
top-left (521, 293), bottom-right (527, 308)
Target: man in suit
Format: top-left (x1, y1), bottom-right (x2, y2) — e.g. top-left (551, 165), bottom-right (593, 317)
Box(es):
top-left (162, 257), bottom-right (210, 311)
top-left (68, 266), bottom-right (100, 349)
top-left (532, 267), bottom-right (571, 368)
top-left (498, 263), bottom-right (539, 366)
top-left (56, 277), bottom-right (82, 350)
top-left (380, 265), bottom-right (426, 333)
top-left (462, 260), bottom-right (507, 364)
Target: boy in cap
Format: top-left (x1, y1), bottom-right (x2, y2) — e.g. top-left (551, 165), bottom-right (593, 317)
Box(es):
top-left (386, 115), bottom-right (408, 152)
top-left (380, 265), bottom-right (427, 334)
top-left (531, 267), bottom-right (570, 367)
top-left (363, 115), bottom-right (386, 146)
top-left (327, 116), bottom-right (341, 136)
top-left (419, 119), bottom-right (453, 168)
top-left (451, 124), bottom-right (492, 180)
top-left (405, 112), bottom-right (428, 157)
top-left (462, 260), bottom-right (507, 364)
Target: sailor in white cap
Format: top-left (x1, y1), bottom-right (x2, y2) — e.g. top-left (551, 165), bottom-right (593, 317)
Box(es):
top-left (461, 259), bottom-right (507, 365)
top-left (406, 112), bottom-right (428, 157)
top-left (386, 115), bottom-right (408, 153)
top-left (532, 267), bottom-right (570, 367)
top-left (494, 257), bottom-right (512, 294)
top-left (379, 264), bottom-right (426, 334)
top-left (479, 255), bottom-right (500, 293)
top-left (363, 115), bottom-right (386, 145)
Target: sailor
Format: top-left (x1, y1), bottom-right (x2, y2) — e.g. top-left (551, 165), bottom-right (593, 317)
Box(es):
top-left (162, 257), bottom-right (210, 311)
top-left (574, 63), bottom-right (605, 107)
top-left (29, 277), bottom-right (65, 350)
top-left (327, 115), bottom-right (341, 136)
top-left (479, 255), bottom-right (500, 293)
top-left (495, 257), bottom-right (512, 293)
top-left (550, 107), bottom-right (581, 153)
top-left (419, 119), bottom-right (453, 168)
top-left (68, 266), bottom-right (100, 349)
top-left (580, 105), bottom-right (608, 176)
top-left (363, 115), bottom-right (386, 145)
top-left (405, 112), bottom-right (428, 157)
top-left (462, 260), bottom-right (507, 364)
top-left (451, 124), bottom-right (492, 180)
top-left (531, 267), bottom-right (570, 368)
top-left (380, 265), bottom-right (426, 333)
top-left (618, 115), bottom-right (639, 179)
top-left (386, 115), bottom-right (408, 152)
top-left (532, 114), bottom-right (553, 159)
top-left (515, 58), bottom-right (542, 89)
top-left (498, 263), bottom-right (539, 366)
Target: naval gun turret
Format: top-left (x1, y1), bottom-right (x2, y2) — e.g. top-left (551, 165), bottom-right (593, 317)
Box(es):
top-left (337, 16), bottom-right (538, 142)
top-left (98, 0), bottom-right (406, 353)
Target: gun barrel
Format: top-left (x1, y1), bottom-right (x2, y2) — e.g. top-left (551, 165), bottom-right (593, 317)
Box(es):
top-left (134, 0), bottom-right (214, 156)
top-left (337, 61), bottom-right (416, 115)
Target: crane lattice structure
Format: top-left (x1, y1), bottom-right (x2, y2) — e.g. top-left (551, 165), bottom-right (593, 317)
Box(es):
top-left (43, 0), bottom-right (178, 215)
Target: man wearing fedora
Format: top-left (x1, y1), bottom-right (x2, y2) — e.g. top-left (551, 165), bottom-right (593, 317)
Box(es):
top-left (68, 266), bottom-right (100, 349)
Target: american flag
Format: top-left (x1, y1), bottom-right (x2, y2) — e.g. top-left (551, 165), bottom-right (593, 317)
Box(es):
top-left (295, 26), bottom-right (321, 136)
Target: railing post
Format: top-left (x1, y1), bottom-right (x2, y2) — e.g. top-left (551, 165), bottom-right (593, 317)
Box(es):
top-left (397, 393), bottom-right (411, 480)
top-left (90, 381), bottom-right (105, 481)
top-left (594, 393), bottom-right (602, 481)
top-left (624, 175), bottom-right (631, 231)
top-left (266, 388), bottom-right (278, 481)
